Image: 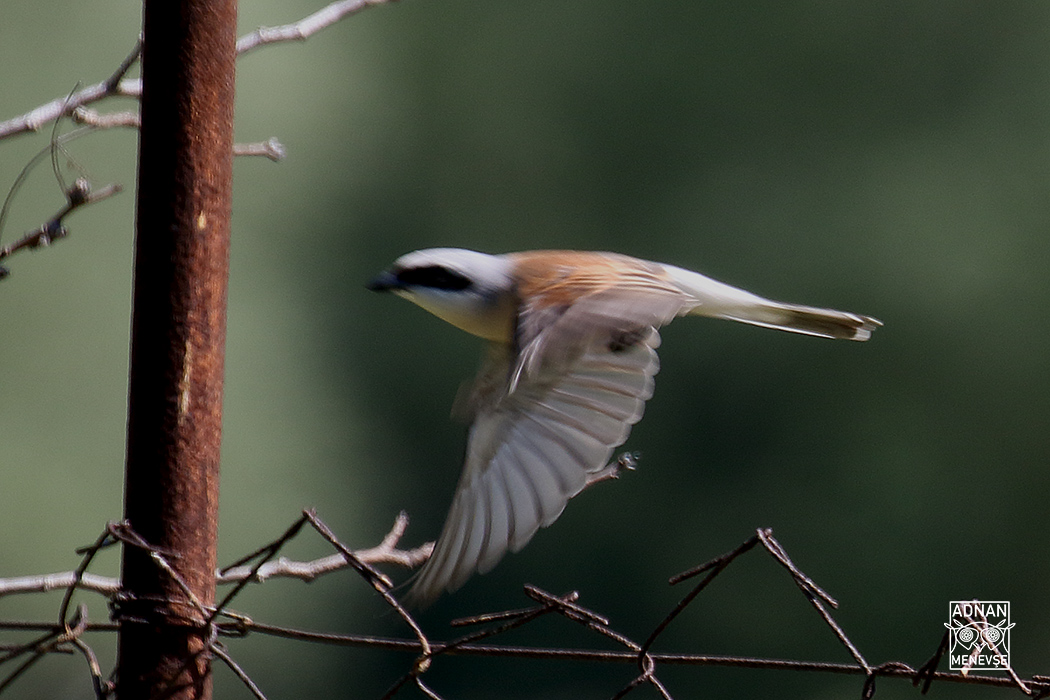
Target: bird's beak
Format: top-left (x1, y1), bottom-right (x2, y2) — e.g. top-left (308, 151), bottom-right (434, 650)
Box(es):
top-left (366, 270), bottom-right (400, 292)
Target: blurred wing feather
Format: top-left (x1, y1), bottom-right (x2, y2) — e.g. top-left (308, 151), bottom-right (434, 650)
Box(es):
top-left (404, 326), bottom-right (665, 605)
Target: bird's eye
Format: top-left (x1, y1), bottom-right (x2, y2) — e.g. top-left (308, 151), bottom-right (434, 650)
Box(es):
top-left (396, 265), bottom-right (473, 291)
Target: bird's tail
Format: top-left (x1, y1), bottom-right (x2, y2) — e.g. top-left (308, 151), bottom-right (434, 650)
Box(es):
top-left (662, 264), bottom-right (881, 341)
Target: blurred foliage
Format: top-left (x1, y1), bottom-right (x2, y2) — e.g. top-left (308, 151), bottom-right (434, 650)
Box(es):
top-left (2, 0), bottom-right (1050, 698)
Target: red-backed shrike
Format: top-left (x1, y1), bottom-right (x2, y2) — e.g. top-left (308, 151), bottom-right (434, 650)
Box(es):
top-left (369, 248), bottom-right (880, 605)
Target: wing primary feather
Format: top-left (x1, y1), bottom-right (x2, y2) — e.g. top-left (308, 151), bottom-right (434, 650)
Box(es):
top-left (504, 428), bottom-right (569, 526)
top-left (405, 491), bottom-right (472, 606)
top-left (477, 469), bottom-right (511, 574)
top-left (518, 411), bottom-right (600, 471)
top-left (497, 445), bottom-right (545, 552)
top-left (548, 384), bottom-right (643, 422)
top-left (510, 419), bottom-right (590, 496)
top-left (531, 399), bottom-right (632, 446)
top-left (447, 474), bottom-right (491, 591)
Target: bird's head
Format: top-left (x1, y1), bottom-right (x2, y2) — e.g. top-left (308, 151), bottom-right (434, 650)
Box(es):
top-left (368, 248), bottom-right (516, 341)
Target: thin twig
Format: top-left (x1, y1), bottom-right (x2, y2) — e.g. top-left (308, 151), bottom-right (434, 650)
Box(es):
top-left (0, 572), bottom-right (119, 598)
top-left (232, 138), bottom-right (287, 161)
top-left (0, 79), bottom-right (142, 140)
top-left (71, 107), bottom-right (140, 130)
top-left (0, 513), bottom-right (431, 598)
top-left (69, 109), bottom-right (285, 163)
top-left (0, 621), bottom-right (118, 634)
top-left (0, 180), bottom-right (122, 277)
top-left (1, 0), bottom-right (401, 140)
top-left (236, 0), bottom-right (400, 56)
top-left (0, 124), bottom-right (98, 243)
top-left (217, 511), bottom-right (429, 584)
top-left (0, 0), bottom-right (399, 281)
top-left (0, 40), bottom-right (142, 140)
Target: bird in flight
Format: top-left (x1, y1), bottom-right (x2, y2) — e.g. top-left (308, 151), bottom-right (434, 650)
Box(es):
top-left (368, 248), bottom-right (880, 605)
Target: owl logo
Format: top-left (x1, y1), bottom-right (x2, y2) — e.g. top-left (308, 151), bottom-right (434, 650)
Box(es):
top-left (945, 601), bottom-right (1016, 674)
top-left (945, 619), bottom-right (1015, 655)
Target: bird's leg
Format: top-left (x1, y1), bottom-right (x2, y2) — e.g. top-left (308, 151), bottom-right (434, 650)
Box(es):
top-left (583, 451), bottom-right (640, 491)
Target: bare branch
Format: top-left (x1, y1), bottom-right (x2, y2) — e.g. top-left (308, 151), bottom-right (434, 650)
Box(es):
top-left (0, 79), bottom-right (142, 139)
top-left (0, 0), bottom-right (397, 277)
top-left (236, 0), bottom-right (401, 56)
top-left (0, 512), bottom-right (432, 598)
top-left (232, 138), bottom-right (287, 162)
top-left (1, 0), bottom-right (398, 142)
top-left (221, 513), bottom-right (430, 585)
top-left (0, 179), bottom-right (123, 278)
top-left (0, 572), bottom-right (119, 599)
top-left (0, 35), bottom-right (141, 141)
top-left (70, 109), bottom-right (284, 163)
top-left (71, 106), bottom-right (140, 130)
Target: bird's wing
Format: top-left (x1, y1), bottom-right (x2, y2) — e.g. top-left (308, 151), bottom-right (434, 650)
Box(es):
top-left (404, 286), bottom-right (690, 606)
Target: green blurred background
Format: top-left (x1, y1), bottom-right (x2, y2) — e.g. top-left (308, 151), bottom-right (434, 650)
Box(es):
top-left (3, 1), bottom-right (1049, 698)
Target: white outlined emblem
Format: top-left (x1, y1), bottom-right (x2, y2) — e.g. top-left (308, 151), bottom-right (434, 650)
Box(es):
top-left (945, 600), bottom-right (1014, 672)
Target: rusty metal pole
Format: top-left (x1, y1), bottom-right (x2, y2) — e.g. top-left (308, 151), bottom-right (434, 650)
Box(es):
top-left (117, 0), bottom-right (237, 696)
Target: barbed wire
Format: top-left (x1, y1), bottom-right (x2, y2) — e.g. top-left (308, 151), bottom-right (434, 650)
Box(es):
top-left (1, 509), bottom-right (1045, 700)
